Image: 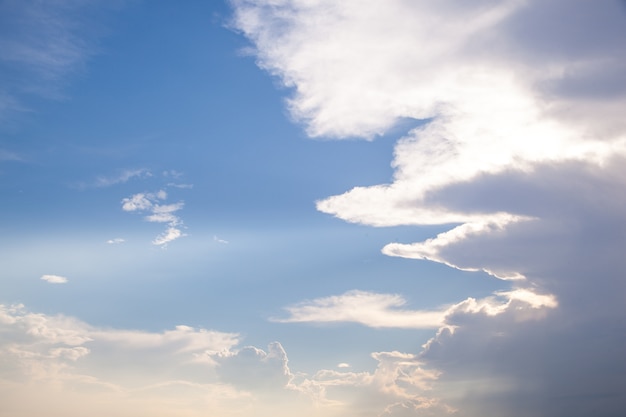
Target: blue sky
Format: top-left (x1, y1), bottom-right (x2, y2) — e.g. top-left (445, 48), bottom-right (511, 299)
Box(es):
top-left (2, 1), bottom-right (626, 416)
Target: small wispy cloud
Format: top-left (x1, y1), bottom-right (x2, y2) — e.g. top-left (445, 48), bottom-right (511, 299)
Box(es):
top-left (40, 274), bottom-right (68, 284)
top-left (121, 190), bottom-right (186, 246)
top-left (166, 182), bottom-right (194, 189)
top-left (106, 238), bottom-right (125, 244)
top-left (213, 236), bottom-right (229, 244)
top-left (94, 169), bottom-right (152, 188)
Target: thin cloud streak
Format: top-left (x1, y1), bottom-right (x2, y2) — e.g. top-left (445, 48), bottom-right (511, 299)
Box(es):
top-left (273, 290), bottom-right (445, 329)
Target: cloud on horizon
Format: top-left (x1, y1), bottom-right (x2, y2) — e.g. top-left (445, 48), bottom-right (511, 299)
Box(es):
top-left (231, 0), bottom-right (626, 415)
top-left (0, 303), bottom-right (451, 417)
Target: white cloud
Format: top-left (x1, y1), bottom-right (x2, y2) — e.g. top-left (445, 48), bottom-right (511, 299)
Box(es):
top-left (121, 193), bottom-right (155, 212)
top-left (232, 0), bottom-right (626, 414)
top-left (145, 202), bottom-right (185, 224)
top-left (152, 227), bottom-right (185, 246)
top-left (274, 290), bottom-right (445, 329)
top-left (106, 238), bottom-right (125, 244)
top-left (121, 190), bottom-right (186, 246)
top-left (40, 274), bottom-right (68, 284)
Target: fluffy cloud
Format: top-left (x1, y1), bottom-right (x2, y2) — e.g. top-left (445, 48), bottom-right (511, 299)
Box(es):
top-left (40, 274), bottom-right (68, 284)
top-left (231, 0), bottom-right (626, 415)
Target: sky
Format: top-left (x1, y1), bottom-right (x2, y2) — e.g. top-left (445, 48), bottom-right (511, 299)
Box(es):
top-left (1, 1), bottom-right (626, 416)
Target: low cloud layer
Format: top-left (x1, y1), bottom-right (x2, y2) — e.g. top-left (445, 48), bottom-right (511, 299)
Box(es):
top-left (0, 303), bottom-right (453, 417)
top-left (232, 0), bottom-right (626, 415)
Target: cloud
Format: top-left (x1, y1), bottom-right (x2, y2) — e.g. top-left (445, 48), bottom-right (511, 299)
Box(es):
top-left (274, 290), bottom-right (445, 329)
top-left (0, 303), bottom-right (266, 417)
top-left (0, 301), bottom-right (563, 417)
top-left (231, 0), bottom-right (626, 415)
top-left (106, 238), bottom-right (125, 244)
top-left (93, 169), bottom-right (152, 188)
top-left (209, 342), bottom-right (293, 390)
top-left (40, 274), bottom-right (68, 284)
top-left (213, 236), bottom-right (229, 244)
top-left (152, 227), bottom-right (185, 246)
top-left (121, 190), bottom-right (186, 246)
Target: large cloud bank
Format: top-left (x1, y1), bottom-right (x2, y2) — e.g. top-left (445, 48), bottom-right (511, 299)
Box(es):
top-left (231, 0), bottom-right (626, 415)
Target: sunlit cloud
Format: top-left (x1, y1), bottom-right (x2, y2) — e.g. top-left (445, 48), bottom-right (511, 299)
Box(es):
top-left (232, 0), bottom-right (626, 414)
top-left (273, 290), bottom-right (446, 329)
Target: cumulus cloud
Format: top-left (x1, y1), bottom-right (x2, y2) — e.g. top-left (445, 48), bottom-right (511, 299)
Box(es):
top-left (274, 290), bottom-right (445, 329)
top-left (231, 0), bottom-right (626, 415)
top-left (40, 274), bottom-right (68, 284)
top-left (121, 190), bottom-right (186, 246)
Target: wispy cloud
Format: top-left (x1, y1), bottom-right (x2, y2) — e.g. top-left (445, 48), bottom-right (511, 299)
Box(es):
top-left (106, 238), bottom-right (125, 244)
top-left (121, 190), bottom-right (186, 246)
top-left (213, 236), bottom-right (229, 244)
top-left (93, 169), bottom-right (152, 188)
top-left (40, 274), bottom-right (68, 284)
top-left (274, 290), bottom-right (445, 329)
